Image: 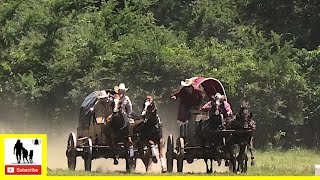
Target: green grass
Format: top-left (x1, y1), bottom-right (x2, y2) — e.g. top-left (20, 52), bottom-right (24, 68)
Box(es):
top-left (48, 148), bottom-right (320, 176)
top-left (243, 148), bottom-right (320, 176)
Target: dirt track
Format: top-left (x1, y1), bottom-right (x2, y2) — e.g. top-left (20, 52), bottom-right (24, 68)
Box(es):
top-left (47, 129), bottom-right (229, 174)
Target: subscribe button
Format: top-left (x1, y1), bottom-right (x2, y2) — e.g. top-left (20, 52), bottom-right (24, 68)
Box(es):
top-left (5, 165), bottom-right (42, 175)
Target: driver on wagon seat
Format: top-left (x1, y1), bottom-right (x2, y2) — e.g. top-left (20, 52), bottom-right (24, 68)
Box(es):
top-left (201, 93), bottom-right (233, 129)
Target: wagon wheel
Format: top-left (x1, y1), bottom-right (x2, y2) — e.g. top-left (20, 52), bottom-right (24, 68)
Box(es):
top-left (83, 138), bottom-right (93, 171)
top-left (176, 137), bottom-right (184, 173)
top-left (66, 133), bottom-right (77, 170)
top-left (166, 135), bottom-right (174, 172)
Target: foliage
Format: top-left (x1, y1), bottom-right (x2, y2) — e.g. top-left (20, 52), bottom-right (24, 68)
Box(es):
top-left (0, 0), bottom-right (319, 148)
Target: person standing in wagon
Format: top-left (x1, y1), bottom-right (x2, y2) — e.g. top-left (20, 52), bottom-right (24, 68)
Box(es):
top-left (170, 78), bottom-right (203, 138)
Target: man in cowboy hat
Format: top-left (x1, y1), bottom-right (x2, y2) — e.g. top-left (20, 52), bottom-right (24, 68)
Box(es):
top-left (171, 78), bottom-right (202, 138)
top-left (113, 83), bottom-right (134, 142)
top-left (90, 90), bottom-right (112, 124)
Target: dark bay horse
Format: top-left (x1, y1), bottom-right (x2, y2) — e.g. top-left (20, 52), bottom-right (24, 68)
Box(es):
top-left (135, 96), bottom-right (166, 173)
top-left (104, 94), bottom-right (136, 172)
top-left (226, 100), bottom-right (255, 173)
top-left (236, 101), bottom-right (256, 166)
top-left (198, 100), bottom-right (226, 173)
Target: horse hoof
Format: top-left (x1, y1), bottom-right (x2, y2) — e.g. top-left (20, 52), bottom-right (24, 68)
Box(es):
top-left (251, 160), bottom-right (255, 166)
top-left (161, 167), bottom-right (167, 173)
top-left (236, 171), bottom-right (240, 174)
top-left (152, 157), bottom-right (158, 163)
top-left (113, 159), bottom-right (119, 165)
top-left (217, 159), bottom-right (222, 166)
top-left (225, 160), bottom-right (229, 166)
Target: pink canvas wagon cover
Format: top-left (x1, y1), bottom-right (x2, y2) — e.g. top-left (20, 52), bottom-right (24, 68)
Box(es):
top-left (191, 77), bottom-right (228, 101)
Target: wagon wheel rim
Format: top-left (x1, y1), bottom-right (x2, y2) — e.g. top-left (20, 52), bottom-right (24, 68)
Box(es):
top-left (176, 137), bottom-right (184, 172)
top-left (166, 135), bottom-right (174, 172)
top-left (66, 133), bottom-right (77, 170)
top-left (84, 138), bottom-right (93, 171)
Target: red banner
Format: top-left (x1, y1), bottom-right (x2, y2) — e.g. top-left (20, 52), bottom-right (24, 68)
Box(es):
top-left (5, 165), bottom-right (42, 175)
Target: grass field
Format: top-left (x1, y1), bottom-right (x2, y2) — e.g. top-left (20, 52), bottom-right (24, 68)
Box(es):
top-left (48, 148), bottom-right (320, 176)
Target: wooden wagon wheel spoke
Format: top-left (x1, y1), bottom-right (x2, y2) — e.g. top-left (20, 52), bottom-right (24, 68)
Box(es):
top-left (166, 135), bottom-right (174, 172)
top-left (176, 137), bottom-right (184, 173)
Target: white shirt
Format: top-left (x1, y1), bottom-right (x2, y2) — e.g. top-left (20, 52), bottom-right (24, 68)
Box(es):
top-left (120, 95), bottom-right (133, 115)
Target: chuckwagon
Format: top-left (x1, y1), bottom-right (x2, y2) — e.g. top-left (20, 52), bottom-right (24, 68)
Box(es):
top-left (65, 91), bottom-right (136, 172)
top-left (166, 77), bottom-right (254, 173)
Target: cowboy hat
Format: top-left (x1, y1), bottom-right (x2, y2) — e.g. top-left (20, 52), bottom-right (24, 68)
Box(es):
top-left (97, 90), bottom-right (109, 99)
top-left (114, 83), bottom-right (129, 93)
top-left (181, 79), bottom-right (194, 87)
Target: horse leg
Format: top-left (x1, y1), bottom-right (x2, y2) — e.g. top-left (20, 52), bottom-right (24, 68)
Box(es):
top-left (237, 144), bottom-right (246, 173)
top-left (249, 137), bottom-right (255, 166)
top-left (110, 134), bottom-right (119, 165)
top-left (227, 144), bottom-right (237, 173)
top-left (149, 140), bottom-right (158, 163)
top-left (249, 148), bottom-right (255, 166)
top-left (216, 137), bottom-right (224, 166)
top-left (158, 137), bottom-right (167, 173)
top-left (145, 144), bottom-right (154, 173)
top-left (138, 144), bottom-right (149, 172)
top-left (222, 137), bottom-right (230, 166)
top-left (204, 158), bottom-right (211, 173)
top-left (210, 159), bottom-right (214, 173)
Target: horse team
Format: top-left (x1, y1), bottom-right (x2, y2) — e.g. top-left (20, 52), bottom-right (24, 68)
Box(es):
top-left (94, 89), bottom-right (166, 173)
top-left (198, 100), bottom-right (256, 173)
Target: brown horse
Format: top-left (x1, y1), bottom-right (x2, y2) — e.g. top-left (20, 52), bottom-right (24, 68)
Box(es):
top-left (104, 94), bottom-right (136, 172)
top-left (236, 101), bottom-right (256, 167)
top-left (134, 96), bottom-right (166, 173)
top-left (226, 100), bottom-right (255, 173)
top-left (198, 100), bottom-right (226, 173)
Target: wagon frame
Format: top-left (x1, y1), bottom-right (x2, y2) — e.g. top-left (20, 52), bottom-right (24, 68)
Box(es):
top-left (65, 91), bottom-right (137, 172)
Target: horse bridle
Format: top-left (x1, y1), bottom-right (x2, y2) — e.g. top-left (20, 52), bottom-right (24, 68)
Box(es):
top-left (239, 107), bottom-right (252, 128)
top-left (141, 99), bottom-right (156, 120)
top-left (210, 100), bottom-right (222, 116)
